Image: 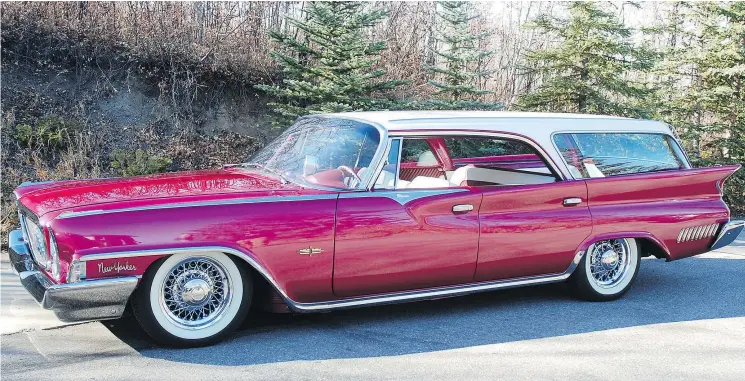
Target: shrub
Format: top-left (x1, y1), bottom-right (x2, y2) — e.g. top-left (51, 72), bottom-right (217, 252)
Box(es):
top-left (110, 149), bottom-right (172, 177)
top-left (14, 116), bottom-right (74, 149)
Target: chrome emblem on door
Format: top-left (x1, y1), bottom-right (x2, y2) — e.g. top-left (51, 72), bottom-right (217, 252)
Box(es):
top-left (298, 247), bottom-right (324, 256)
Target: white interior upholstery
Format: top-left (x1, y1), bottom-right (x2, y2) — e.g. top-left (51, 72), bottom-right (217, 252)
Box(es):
top-left (449, 165), bottom-right (471, 186)
top-left (417, 151), bottom-right (438, 166)
top-left (371, 169), bottom-right (396, 189)
top-left (407, 176), bottom-right (451, 189)
top-left (448, 166), bottom-right (556, 186)
top-left (393, 165), bottom-right (556, 189)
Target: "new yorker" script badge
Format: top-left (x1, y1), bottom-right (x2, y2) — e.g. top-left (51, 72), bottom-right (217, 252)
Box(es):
top-left (98, 261), bottom-right (137, 274)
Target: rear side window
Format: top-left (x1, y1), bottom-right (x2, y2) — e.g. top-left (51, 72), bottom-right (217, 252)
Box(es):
top-left (553, 133), bottom-right (688, 178)
top-left (401, 139), bottom-right (437, 165)
top-left (445, 137), bottom-right (533, 159)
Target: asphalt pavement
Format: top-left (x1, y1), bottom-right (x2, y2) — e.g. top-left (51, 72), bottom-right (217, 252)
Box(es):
top-left (1, 231), bottom-right (744, 380)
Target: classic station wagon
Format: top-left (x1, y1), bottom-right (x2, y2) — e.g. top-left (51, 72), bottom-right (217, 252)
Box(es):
top-left (8, 111), bottom-right (743, 346)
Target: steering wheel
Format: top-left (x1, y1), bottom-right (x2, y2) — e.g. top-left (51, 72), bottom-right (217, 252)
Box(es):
top-left (337, 165), bottom-right (362, 187)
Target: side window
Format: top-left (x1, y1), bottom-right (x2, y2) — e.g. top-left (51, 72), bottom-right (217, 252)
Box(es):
top-left (389, 136), bottom-right (557, 190)
top-left (401, 139), bottom-right (438, 165)
top-left (553, 133), bottom-right (687, 178)
top-left (446, 137), bottom-right (534, 159)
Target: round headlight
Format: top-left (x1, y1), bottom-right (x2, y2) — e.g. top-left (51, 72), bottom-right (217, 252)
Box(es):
top-left (25, 220), bottom-right (49, 269)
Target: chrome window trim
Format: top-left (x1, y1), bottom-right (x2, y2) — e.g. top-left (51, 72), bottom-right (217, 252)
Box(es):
top-left (392, 137), bottom-right (403, 190)
top-left (662, 122), bottom-right (694, 167)
top-left (76, 245), bottom-right (585, 313)
top-left (56, 194), bottom-right (339, 219)
top-left (295, 115), bottom-right (390, 191)
top-left (390, 130), bottom-right (566, 182)
top-left (549, 131), bottom-right (689, 180)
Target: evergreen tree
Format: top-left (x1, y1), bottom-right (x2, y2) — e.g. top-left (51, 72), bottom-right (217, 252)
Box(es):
top-left (516, 1), bottom-right (655, 118)
top-left (256, 2), bottom-right (408, 127)
top-left (655, 2), bottom-right (745, 212)
top-left (427, 1), bottom-right (503, 110)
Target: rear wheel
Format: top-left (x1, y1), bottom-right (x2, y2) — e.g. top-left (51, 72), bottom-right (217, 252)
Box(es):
top-left (132, 252), bottom-right (252, 347)
top-left (570, 238), bottom-right (640, 301)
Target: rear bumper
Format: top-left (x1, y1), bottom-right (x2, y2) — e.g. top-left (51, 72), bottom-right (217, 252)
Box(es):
top-left (7, 229), bottom-right (138, 323)
top-left (711, 220), bottom-right (744, 251)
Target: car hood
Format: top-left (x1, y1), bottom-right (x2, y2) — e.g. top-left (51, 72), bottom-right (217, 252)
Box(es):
top-left (14, 168), bottom-right (306, 217)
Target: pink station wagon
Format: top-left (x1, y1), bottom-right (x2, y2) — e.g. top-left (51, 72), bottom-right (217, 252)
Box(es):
top-left (8, 111), bottom-right (743, 346)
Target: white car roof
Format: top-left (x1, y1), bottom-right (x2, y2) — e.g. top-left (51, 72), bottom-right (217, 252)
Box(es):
top-left (325, 111), bottom-right (672, 135)
top-left (319, 111), bottom-right (678, 180)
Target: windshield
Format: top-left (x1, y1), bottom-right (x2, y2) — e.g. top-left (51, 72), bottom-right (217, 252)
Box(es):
top-left (246, 117), bottom-right (382, 190)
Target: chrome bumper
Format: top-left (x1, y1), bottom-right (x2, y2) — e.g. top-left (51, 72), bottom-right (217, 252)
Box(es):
top-left (711, 220), bottom-right (744, 251)
top-left (7, 229), bottom-right (139, 323)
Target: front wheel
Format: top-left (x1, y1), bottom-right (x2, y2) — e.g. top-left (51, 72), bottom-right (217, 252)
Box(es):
top-left (132, 252), bottom-right (252, 347)
top-left (570, 238), bottom-right (641, 301)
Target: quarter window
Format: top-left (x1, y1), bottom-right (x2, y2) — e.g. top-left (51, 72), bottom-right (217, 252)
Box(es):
top-left (553, 133), bottom-right (688, 178)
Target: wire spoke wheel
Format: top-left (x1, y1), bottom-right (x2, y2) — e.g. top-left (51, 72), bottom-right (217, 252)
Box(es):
top-left (588, 239), bottom-right (630, 288)
top-left (572, 238), bottom-right (640, 301)
top-left (159, 257), bottom-right (232, 330)
top-left (133, 251), bottom-right (252, 346)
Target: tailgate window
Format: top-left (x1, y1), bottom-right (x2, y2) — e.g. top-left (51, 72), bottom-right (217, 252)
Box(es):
top-left (553, 133), bottom-right (689, 178)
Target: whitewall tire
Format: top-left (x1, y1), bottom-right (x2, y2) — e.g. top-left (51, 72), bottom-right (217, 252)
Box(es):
top-left (570, 238), bottom-right (641, 301)
top-left (132, 252), bottom-right (252, 347)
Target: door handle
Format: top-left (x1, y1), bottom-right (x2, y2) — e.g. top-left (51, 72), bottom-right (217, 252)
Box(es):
top-left (563, 197), bottom-right (582, 206)
top-left (452, 204), bottom-right (474, 213)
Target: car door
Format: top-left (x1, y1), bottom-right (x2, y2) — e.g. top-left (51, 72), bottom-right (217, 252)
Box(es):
top-left (333, 138), bottom-right (482, 297)
top-left (475, 181), bottom-right (592, 281)
top-left (424, 133), bottom-right (593, 282)
top-left (444, 133), bottom-right (594, 281)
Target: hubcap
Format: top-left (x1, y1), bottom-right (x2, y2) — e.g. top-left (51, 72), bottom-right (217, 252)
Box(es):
top-left (589, 239), bottom-right (630, 288)
top-left (600, 250), bottom-right (619, 267)
top-left (182, 279), bottom-right (212, 305)
top-left (159, 257), bottom-right (232, 329)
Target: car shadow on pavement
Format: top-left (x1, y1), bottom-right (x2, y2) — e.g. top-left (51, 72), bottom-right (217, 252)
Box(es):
top-left (105, 256), bottom-right (745, 366)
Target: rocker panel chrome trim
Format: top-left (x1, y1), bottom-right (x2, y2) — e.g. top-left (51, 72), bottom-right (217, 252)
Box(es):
top-left (291, 250), bottom-right (585, 312)
top-left (76, 246), bottom-right (585, 313)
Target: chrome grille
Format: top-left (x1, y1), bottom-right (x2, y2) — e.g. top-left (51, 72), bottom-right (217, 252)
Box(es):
top-left (677, 223), bottom-right (719, 243)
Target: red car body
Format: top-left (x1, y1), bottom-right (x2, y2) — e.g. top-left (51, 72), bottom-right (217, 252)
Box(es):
top-left (7, 111), bottom-right (743, 324)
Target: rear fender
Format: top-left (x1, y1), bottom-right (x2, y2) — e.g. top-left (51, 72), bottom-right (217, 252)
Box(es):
top-left (585, 165), bottom-right (740, 261)
top-left (576, 232), bottom-right (670, 259)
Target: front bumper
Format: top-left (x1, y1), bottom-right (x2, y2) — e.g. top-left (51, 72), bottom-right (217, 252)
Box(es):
top-left (711, 220), bottom-right (744, 251)
top-left (7, 229), bottom-right (138, 323)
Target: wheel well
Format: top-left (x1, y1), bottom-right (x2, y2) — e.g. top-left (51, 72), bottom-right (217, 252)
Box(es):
top-left (637, 237), bottom-right (669, 260)
top-left (126, 251), bottom-right (289, 316)
top-left (224, 252), bottom-right (289, 313)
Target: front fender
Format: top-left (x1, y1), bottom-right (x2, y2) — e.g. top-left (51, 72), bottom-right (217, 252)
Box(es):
top-left (49, 194), bottom-right (338, 303)
top-left (75, 245), bottom-right (290, 302)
